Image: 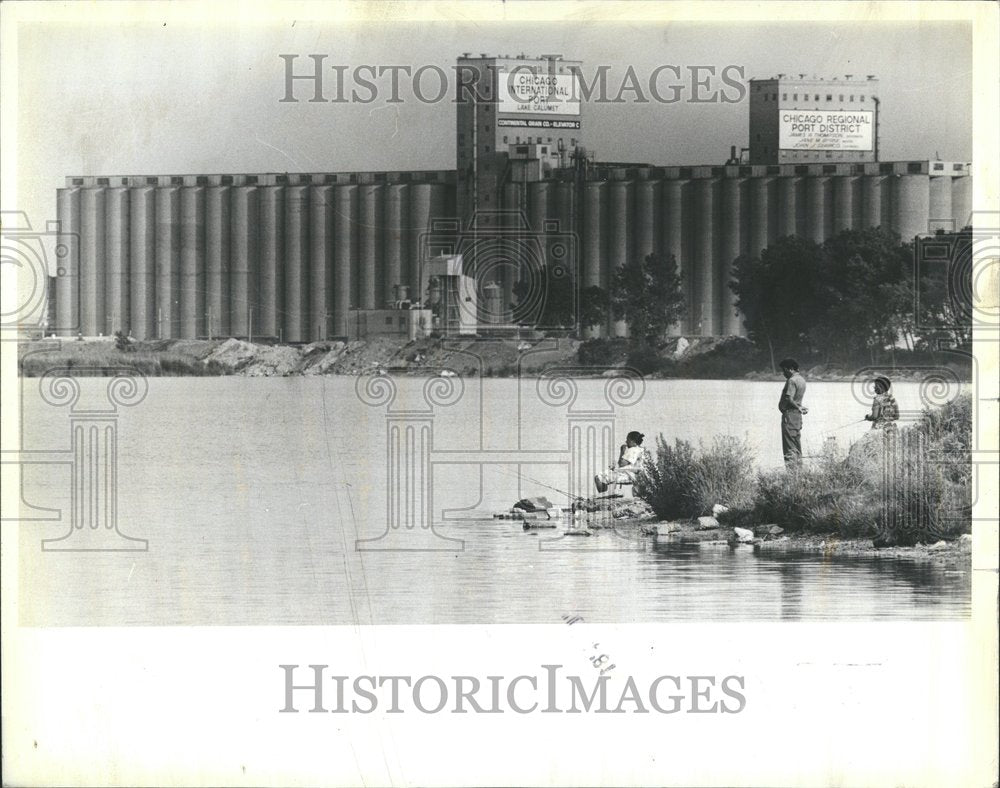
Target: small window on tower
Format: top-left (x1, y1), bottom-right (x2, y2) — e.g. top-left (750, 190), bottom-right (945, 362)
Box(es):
top-left (503, 136), bottom-right (508, 143)
top-left (782, 93), bottom-right (787, 101)
top-left (484, 144), bottom-right (490, 152)
top-left (825, 94), bottom-right (832, 101)
top-left (793, 93), bottom-right (798, 100)
top-left (849, 95), bottom-right (854, 102)
top-left (839, 94), bottom-right (844, 102)
top-left (814, 94), bottom-right (819, 101)
top-left (860, 96), bottom-right (866, 102)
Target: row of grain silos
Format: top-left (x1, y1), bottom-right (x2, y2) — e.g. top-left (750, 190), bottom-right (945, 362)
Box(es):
top-left (55, 180), bottom-right (453, 340)
top-left (504, 169), bottom-right (972, 336)
top-left (54, 165), bottom-right (971, 339)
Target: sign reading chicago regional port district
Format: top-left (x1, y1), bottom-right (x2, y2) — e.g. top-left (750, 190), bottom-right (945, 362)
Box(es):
top-left (779, 109), bottom-right (874, 151)
top-left (498, 69), bottom-right (581, 115)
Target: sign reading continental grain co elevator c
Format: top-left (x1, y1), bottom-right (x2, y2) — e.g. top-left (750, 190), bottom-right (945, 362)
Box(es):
top-left (779, 109), bottom-right (874, 151)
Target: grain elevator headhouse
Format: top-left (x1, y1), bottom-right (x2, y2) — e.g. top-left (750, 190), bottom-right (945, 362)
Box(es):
top-left (454, 53), bottom-right (584, 326)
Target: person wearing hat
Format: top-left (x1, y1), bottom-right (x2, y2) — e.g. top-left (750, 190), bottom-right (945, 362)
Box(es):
top-left (778, 358), bottom-right (808, 468)
top-left (865, 375), bottom-right (899, 430)
top-left (594, 430), bottom-right (646, 493)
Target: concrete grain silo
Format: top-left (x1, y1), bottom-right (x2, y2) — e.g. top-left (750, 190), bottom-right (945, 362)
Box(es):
top-left (256, 185), bottom-right (282, 338)
top-left (230, 185), bottom-right (259, 339)
top-left (333, 184), bottom-right (359, 336)
top-left (80, 187), bottom-right (106, 337)
top-left (155, 186), bottom-right (181, 339)
top-left (55, 187), bottom-right (81, 336)
top-left (205, 184), bottom-right (231, 338)
top-left (179, 185), bottom-right (205, 339)
top-left (309, 184), bottom-right (334, 341)
top-left (104, 186), bottom-right (130, 336)
top-left (129, 186), bottom-right (156, 339)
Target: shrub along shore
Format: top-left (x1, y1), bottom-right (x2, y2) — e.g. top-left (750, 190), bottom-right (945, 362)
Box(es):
top-left (633, 393), bottom-right (973, 549)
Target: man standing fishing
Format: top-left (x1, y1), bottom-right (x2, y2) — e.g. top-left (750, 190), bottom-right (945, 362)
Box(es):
top-left (778, 358), bottom-right (808, 468)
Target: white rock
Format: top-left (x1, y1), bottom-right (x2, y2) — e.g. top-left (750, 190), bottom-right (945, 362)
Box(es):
top-left (959, 534), bottom-right (972, 544)
top-left (712, 504), bottom-right (730, 517)
top-left (656, 522), bottom-right (681, 536)
top-left (697, 516), bottom-right (720, 529)
top-left (672, 337), bottom-right (690, 360)
top-left (733, 527), bottom-right (754, 543)
top-left (928, 540), bottom-right (948, 550)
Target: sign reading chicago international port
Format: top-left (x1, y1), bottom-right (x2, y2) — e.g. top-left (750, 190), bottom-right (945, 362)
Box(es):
top-left (498, 69), bottom-right (581, 115)
top-left (779, 109), bottom-right (874, 150)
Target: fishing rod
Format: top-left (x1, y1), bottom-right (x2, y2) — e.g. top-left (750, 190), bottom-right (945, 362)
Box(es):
top-left (492, 465), bottom-right (584, 502)
top-left (819, 417), bottom-right (867, 436)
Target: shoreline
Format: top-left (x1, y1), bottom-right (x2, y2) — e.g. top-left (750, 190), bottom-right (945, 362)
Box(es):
top-left (522, 494), bottom-right (973, 566)
top-left (16, 336), bottom-right (973, 382)
top-left (610, 517), bottom-right (973, 565)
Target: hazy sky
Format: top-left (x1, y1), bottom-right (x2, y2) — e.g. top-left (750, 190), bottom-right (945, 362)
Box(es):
top-left (15, 19), bottom-right (972, 227)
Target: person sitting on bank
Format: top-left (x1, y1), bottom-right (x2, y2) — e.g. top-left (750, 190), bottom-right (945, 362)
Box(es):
top-left (778, 358), bottom-right (808, 468)
top-left (594, 431), bottom-right (646, 494)
top-left (865, 375), bottom-right (899, 430)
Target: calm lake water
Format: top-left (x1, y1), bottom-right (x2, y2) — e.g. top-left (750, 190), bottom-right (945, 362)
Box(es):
top-left (17, 376), bottom-right (970, 625)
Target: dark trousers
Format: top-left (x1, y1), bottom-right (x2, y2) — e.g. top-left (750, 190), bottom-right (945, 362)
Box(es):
top-left (782, 413), bottom-right (803, 468)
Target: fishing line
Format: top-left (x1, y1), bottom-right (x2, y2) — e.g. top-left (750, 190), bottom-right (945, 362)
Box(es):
top-left (491, 464), bottom-right (583, 502)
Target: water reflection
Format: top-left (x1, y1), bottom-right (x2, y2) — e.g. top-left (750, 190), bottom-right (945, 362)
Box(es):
top-left (17, 377), bottom-right (970, 626)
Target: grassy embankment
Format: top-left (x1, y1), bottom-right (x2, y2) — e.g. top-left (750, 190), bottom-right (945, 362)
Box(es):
top-left (634, 393), bottom-right (973, 546)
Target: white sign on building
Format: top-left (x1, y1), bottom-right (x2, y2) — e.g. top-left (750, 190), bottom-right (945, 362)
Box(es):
top-left (779, 109), bottom-right (874, 151)
top-left (497, 69), bottom-right (581, 116)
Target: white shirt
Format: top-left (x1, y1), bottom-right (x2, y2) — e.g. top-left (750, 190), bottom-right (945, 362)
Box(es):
top-left (619, 446), bottom-right (644, 467)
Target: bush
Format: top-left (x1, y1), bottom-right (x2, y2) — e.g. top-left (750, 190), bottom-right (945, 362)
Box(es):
top-left (576, 338), bottom-right (629, 368)
top-left (635, 435), bottom-right (756, 520)
top-left (748, 455), bottom-right (879, 536)
top-left (635, 437), bottom-right (697, 520)
top-left (688, 436), bottom-right (757, 516)
top-left (626, 345), bottom-right (668, 376)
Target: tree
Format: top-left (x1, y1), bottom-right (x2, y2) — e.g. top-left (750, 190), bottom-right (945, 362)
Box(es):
top-left (913, 229), bottom-right (973, 349)
top-left (809, 228), bottom-right (914, 361)
top-left (731, 228), bottom-right (926, 365)
top-left (578, 285), bottom-right (610, 333)
top-left (512, 266), bottom-right (577, 328)
top-left (730, 236), bottom-right (825, 366)
top-left (609, 253), bottom-right (685, 344)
